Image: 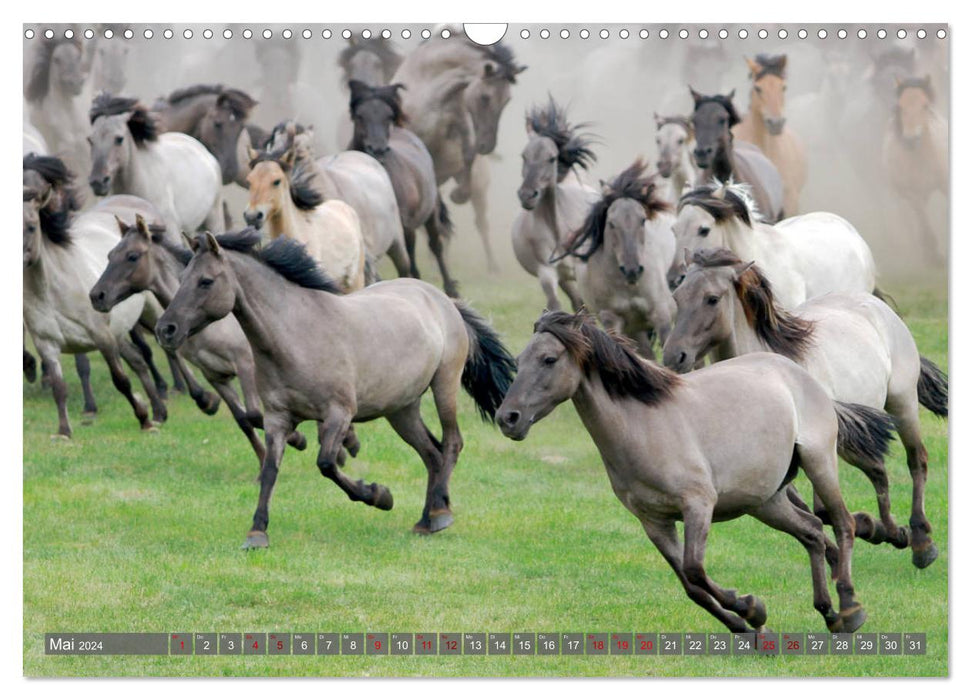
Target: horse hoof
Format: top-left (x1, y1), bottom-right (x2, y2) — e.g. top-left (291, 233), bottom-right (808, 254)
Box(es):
top-left (912, 541), bottom-right (939, 569)
top-left (241, 531), bottom-right (269, 550)
top-left (142, 423), bottom-right (161, 434)
top-left (199, 393), bottom-right (221, 416)
top-left (444, 284), bottom-right (461, 299)
top-left (838, 605), bottom-right (867, 634)
top-left (411, 509), bottom-right (454, 535)
top-left (742, 595), bottom-right (768, 629)
top-left (287, 431), bottom-right (307, 451)
top-left (890, 525), bottom-right (911, 550)
top-left (50, 433), bottom-right (71, 441)
top-left (371, 484), bottom-right (394, 511)
top-left (853, 512), bottom-right (877, 541)
top-left (81, 411), bottom-right (97, 425)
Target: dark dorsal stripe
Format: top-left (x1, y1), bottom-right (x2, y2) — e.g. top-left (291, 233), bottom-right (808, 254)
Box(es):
top-left (211, 228), bottom-right (342, 294)
top-left (560, 159), bottom-right (670, 261)
top-left (526, 95), bottom-right (597, 178)
top-left (689, 247), bottom-right (815, 362)
top-left (90, 93), bottom-right (159, 146)
top-left (677, 185), bottom-right (754, 228)
top-left (534, 311), bottom-right (680, 405)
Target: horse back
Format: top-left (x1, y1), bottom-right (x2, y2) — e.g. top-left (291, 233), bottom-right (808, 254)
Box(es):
top-left (733, 142), bottom-right (784, 221)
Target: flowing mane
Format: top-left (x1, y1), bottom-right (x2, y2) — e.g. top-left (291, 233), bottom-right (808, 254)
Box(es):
top-left (166, 83), bottom-right (223, 104)
top-left (25, 37), bottom-right (81, 102)
top-left (560, 159), bottom-right (670, 261)
top-left (691, 91), bottom-right (742, 128)
top-left (23, 154), bottom-right (85, 247)
top-left (535, 311), bottom-right (680, 405)
top-left (689, 247), bottom-right (815, 361)
top-left (526, 96), bottom-right (597, 179)
top-left (211, 229), bottom-right (342, 294)
top-left (751, 54), bottom-right (788, 79)
top-left (339, 38), bottom-right (403, 81)
top-left (678, 182), bottom-right (759, 227)
top-left (474, 41), bottom-right (525, 83)
top-left (90, 93), bottom-right (159, 146)
top-left (248, 149), bottom-right (324, 211)
top-left (348, 80), bottom-right (408, 125)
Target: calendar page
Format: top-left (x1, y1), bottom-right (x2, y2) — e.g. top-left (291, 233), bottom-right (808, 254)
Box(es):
top-left (21, 21), bottom-right (949, 678)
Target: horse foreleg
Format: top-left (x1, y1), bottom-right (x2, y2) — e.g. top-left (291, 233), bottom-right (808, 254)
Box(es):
top-left (23, 347), bottom-right (38, 384)
top-left (387, 237), bottom-right (414, 279)
top-left (640, 518), bottom-right (751, 633)
top-left (99, 345), bottom-right (153, 431)
top-left (75, 354), bottom-right (98, 419)
top-left (891, 405), bottom-right (939, 569)
top-left (244, 420), bottom-right (289, 549)
top-left (236, 358), bottom-right (306, 452)
top-left (118, 339), bottom-right (168, 425)
top-left (403, 227), bottom-right (421, 279)
top-left (555, 264), bottom-right (584, 312)
top-left (386, 401), bottom-right (453, 534)
top-left (170, 351), bottom-right (221, 416)
top-left (35, 343), bottom-right (71, 438)
top-left (129, 327), bottom-right (169, 398)
top-left (209, 378), bottom-right (265, 469)
top-left (316, 411), bottom-right (393, 510)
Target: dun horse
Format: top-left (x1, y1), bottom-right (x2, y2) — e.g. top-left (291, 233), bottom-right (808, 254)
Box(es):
top-left (244, 146), bottom-right (366, 292)
top-left (348, 81), bottom-right (459, 297)
top-left (671, 183), bottom-right (877, 308)
top-left (512, 97), bottom-right (598, 312)
top-left (156, 229), bottom-right (516, 548)
top-left (557, 160), bottom-right (676, 359)
top-left (653, 114), bottom-right (698, 204)
top-left (733, 55), bottom-right (808, 216)
top-left (689, 88), bottom-right (784, 223)
top-left (497, 311), bottom-right (880, 633)
top-left (663, 249), bottom-right (947, 568)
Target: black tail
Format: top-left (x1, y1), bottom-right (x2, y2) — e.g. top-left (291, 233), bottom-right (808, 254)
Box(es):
top-left (873, 286), bottom-right (899, 313)
top-left (456, 302), bottom-right (516, 423)
top-left (917, 355), bottom-right (948, 418)
top-left (438, 198), bottom-right (455, 240)
top-left (834, 401), bottom-right (896, 465)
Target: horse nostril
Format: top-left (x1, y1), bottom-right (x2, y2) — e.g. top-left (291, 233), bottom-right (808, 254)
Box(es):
top-left (678, 352), bottom-right (687, 366)
top-left (160, 323), bottom-right (177, 338)
top-left (638, 265), bottom-right (645, 274)
top-left (502, 410), bottom-right (521, 427)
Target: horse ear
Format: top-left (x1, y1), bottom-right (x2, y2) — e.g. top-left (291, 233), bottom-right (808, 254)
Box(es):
top-left (134, 213), bottom-right (151, 239)
top-left (689, 86), bottom-right (703, 104)
top-left (280, 146), bottom-right (297, 169)
top-left (514, 64), bottom-right (527, 75)
top-left (732, 260), bottom-right (755, 280)
top-left (113, 214), bottom-right (127, 234)
top-left (893, 75), bottom-right (903, 89)
top-left (725, 89), bottom-right (735, 102)
top-left (744, 56), bottom-right (760, 76)
top-left (653, 112), bottom-right (663, 128)
top-left (600, 179), bottom-right (613, 196)
top-left (182, 231), bottom-right (198, 252)
top-left (203, 231), bottom-right (221, 257)
top-left (778, 54), bottom-right (788, 72)
top-left (246, 145), bottom-right (259, 164)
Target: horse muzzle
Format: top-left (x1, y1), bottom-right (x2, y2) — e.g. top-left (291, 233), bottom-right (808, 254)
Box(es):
top-left (518, 187), bottom-right (540, 210)
top-left (619, 265), bottom-right (644, 285)
top-left (656, 161), bottom-right (674, 178)
top-left (497, 408), bottom-right (532, 441)
top-left (243, 209), bottom-right (265, 229)
top-left (155, 320), bottom-right (188, 351)
top-left (661, 345), bottom-right (696, 374)
top-left (764, 117), bottom-right (786, 136)
top-left (89, 287), bottom-right (114, 313)
top-left (89, 175), bottom-right (111, 197)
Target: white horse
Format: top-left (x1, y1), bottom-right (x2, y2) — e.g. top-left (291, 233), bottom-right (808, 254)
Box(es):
top-left (88, 94), bottom-right (225, 238)
top-left (244, 147), bottom-right (366, 292)
top-left (670, 182), bottom-right (877, 307)
top-left (23, 184), bottom-right (168, 438)
top-left (653, 114), bottom-right (699, 205)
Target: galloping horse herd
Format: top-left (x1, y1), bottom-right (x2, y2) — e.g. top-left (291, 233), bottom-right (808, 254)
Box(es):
top-left (23, 26), bottom-right (948, 636)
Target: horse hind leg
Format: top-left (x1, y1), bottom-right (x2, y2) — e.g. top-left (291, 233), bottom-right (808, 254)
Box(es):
top-left (537, 266), bottom-right (563, 312)
top-left (170, 351), bottom-right (221, 415)
top-left (316, 411), bottom-right (394, 511)
top-left (386, 238), bottom-right (414, 279)
top-left (129, 327), bottom-right (169, 398)
top-left (386, 400), bottom-right (453, 534)
top-left (470, 171), bottom-right (499, 273)
top-left (640, 518), bottom-right (752, 633)
top-left (424, 209), bottom-right (460, 298)
top-left (75, 354), bottom-right (98, 420)
top-left (209, 378), bottom-right (266, 469)
top-left (118, 338), bottom-right (168, 425)
top-left (403, 227), bottom-right (421, 279)
top-left (99, 345), bottom-right (153, 432)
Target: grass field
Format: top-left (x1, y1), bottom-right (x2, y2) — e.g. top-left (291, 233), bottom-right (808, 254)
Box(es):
top-left (22, 248), bottom-right (949, 678)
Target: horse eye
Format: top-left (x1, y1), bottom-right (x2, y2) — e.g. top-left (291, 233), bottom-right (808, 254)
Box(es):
top-left (199, 278), bottom-right (214, 288)
top-left (698, 226), bottom-right (710, 237)
top-left (754, 86), bottom-right (762, 94)
top-left (706, 295), bottom-right (719, 306)
top-left (127, 252), bottom-right (140, 263)
top-left (548, 156), bottom-right (556, 164)
top-left (272, 179), bottom-right (282, 187)
top-left (213, 121), bottom-right (223, 129)
top-left (27, 225), bottom-right (36, 233)
top-left (718, 118), bottom-right (727, 126)
top-left (677, 137), bottom-right (684, 145)
top-left (543, 356), bottom-right (557, 366)
top-left (114, 136), bottom-right (124, 145)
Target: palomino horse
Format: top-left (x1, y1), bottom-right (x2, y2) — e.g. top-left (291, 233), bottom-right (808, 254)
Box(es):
top-left (25, 37), bottom-right (94, 178)
top-left (512, 97), bottom-right (598, 313)
top-left (88, 93), bottom-right (226, 237)
top-left (557, 161), bottom-right (676, 359)
top-left (883, 76), bottom-right (948, 266)
top-left (733, 55), bottom-right (808, 217)
top-left (670, 183), bottom-right (877, 308)
top-left (663, 249), bottom-right (947, 568)
top-left (90, 215), bottom-right (308, 469)
top-left (263, 122), bottom-right (410, 280)
top-left (689, 88), bottom-right (785, 223)
top-left (497, 311), bottom-right (876, 633)
top-left (392, 37), bottom-right (526, 272)
top-left (156, 229), bottom-right (516, 548)
top-left (244, 147), bottom-right (366, 292)
top-left (653, 114), bottom-right (698, 205)
top-left (23, 183), bottom-right (169, 437)
top-left (336, 37), bottom-right (403, 149)
top-left (153, 84), bottom-right (266, 187)
top-left (348, 81), bottom-right (459, 297)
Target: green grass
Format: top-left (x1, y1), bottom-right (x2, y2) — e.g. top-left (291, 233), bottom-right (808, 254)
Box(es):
top-left (22, 250), bottom-right (948, 677)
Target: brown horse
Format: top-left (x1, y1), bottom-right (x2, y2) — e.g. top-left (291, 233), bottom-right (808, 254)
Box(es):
top-left (733, 55), bottom-right (808, 216)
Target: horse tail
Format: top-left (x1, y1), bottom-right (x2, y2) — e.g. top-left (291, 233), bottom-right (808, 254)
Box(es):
top-left (917, 355), bottom-right (948, 418)
top-left (455, 302), bottom-right (516, 423)
top-left (873, 286), bottom-right (899, 313)
top-left (437, 197), bottom-right (455, 240)
top-left (834, 401), bottom-right (896, 466)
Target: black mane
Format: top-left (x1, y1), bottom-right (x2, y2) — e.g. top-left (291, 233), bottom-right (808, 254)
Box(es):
top-left (678, 185), bottom-right (754, 228)
top-left (691, 91), bottom-right (742, 128)
top-left (247, 149), bottom-right (324, 211)
top-left (476, 41), bottom-right (525, 83)
top-left (90, 93), bottom-right (159, 146)
top-left (166, 83), bottom-right (223, 104)
top-left (212, 228), bottom-right (342, 293)
top-left (23, 154), bottom-right (84, 247)
top-left (655, 114), bottom-right (693, 135)
top-left (535, 311), bottom-right (680, 406)
top-left (25, 37), bottom-right (81, 102)
top-left (348, 80), bottom-right (407, 125)
top-left (526, 96), bottom-right (597, 179)
top-left (560, 159), bottom-right (669, 261)
top-left (338, 38), bottom-right (403, 82)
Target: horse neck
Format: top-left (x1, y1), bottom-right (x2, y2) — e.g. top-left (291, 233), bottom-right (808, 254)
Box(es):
top-left (536, 182), bottom-right (562, 241)
top-left (266, 191), bottom-right (304, 242)
top-left (148, 246), bottom-right (187, 307)
top-left (570, 372), bottom-right (662, 461)
top-left (717, 217), bottom-right (759, 261)
top-left (711, 141), bottom-right (735, 182)
top-left (746, 97), bottom-right (768, 147)
top-left (713, 293), bottom-right (766, 361)
top-left (112, 140), bottom-right (142, 194)
top-left (675, 144), bottom-right (697, 192)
